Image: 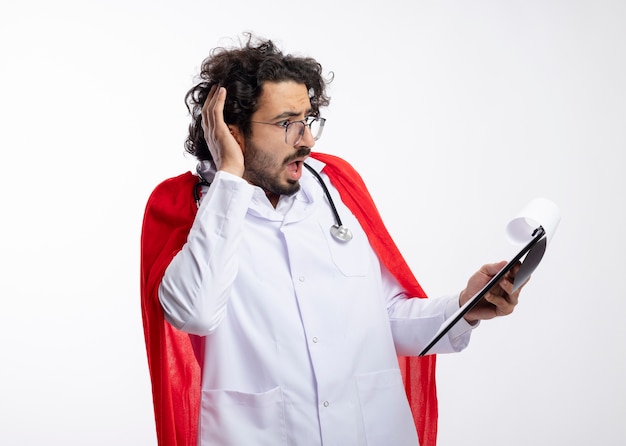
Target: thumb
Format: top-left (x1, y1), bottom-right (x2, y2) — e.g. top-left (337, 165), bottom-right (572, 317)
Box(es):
top-left (481, 260), bottom-right (507, 277)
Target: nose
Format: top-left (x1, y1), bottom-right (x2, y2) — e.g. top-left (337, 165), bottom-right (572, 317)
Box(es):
top-left (296, 123), bottom-right (316, 148)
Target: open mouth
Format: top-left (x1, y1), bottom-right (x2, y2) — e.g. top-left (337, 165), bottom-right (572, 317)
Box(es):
top-left (286, 160), bottom-right (303, 181)
top-left (284, 149), bottom-right (310, 182)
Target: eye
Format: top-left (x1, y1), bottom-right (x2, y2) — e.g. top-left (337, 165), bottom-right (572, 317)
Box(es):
top-left (276, 120), bottom-right (291, 128)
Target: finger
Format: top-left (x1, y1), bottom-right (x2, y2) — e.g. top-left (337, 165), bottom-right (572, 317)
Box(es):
top-left (514, 275), bottom-right (531, 292)
top-left (497, 275), bottom-right (515, 296)
top-left (484, 293), bottom-right (516, 316)
top-left (209, 86), bottom-right (227, 127)
top-left (501, 261), bottom-right (521, 285)
top-left (498, 266), bottom-right (529, 302)
top-left (202, 84), bottom-right (219, 134)
top-left (201, 87), bottom-right (212, 135)
top-left (480, 260), bottom-right (507, 278)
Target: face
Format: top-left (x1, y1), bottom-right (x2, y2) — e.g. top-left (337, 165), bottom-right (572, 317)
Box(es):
top-left (240, 81), bottom-right (316, 204)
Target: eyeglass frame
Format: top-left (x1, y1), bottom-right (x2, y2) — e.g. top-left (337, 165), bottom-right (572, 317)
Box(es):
top-left (250, 116), bottom-right (326, 146)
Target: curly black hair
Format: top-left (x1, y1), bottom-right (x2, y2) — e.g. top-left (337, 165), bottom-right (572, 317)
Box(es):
top-left (184, 33), bottom-right (332, 161)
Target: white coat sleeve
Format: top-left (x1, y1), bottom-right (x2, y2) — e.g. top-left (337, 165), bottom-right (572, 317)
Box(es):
top-left (383, 264), bottom-right (476, 356)
top-left (158, 171), bottom-right (254, 336)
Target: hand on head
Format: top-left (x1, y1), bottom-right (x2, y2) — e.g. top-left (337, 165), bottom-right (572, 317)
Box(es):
top-left (201, 85), bottom-right (245, 177)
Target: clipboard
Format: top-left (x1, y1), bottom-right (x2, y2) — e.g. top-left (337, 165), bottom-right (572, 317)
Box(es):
top-left (418, 225), bottom-right (547, 357)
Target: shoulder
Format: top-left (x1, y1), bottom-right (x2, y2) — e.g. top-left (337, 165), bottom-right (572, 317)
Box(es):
top-left (143, 171), bottom-right (197, 229)
top-left (149, 171), bottom-right (197, 200)
top-left (310, 151), bottom-right (367, 187)
top-left (141, 171), bottom-right (197, 273)
top-left (310, 151), bottom-right (357, 172)
top-left (146, 172), bottom-right (196, 209)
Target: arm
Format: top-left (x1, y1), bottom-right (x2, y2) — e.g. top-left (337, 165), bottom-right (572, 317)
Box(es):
top-left (158, 172), bottom-right (253, 335)
top-left (384, 266), bottom-right (475, 356)
top-left (159, 85), bottom-right (251, 335)
top-left (387, 260), bottom-right (528, 356)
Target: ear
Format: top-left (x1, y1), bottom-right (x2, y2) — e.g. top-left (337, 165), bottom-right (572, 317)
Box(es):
top-left (228, 125), bottom-right (246, 150)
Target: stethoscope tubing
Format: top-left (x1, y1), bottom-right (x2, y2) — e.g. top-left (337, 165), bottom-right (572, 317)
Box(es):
top-left (193, 162), bottom-right (352, 242)
top-left (302, 163), bottom-right (344, 229)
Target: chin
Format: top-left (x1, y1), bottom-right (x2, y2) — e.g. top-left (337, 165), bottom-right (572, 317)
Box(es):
top-left (281, 180), bottom-right (301, 196)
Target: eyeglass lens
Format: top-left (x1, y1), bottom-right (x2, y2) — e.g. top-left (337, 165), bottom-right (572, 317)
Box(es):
top-left (287, 118), bottom-right (324, 145)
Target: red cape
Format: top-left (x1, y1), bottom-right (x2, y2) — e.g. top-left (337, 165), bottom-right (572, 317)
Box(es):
top-left (140, 152), bottom-right (438, 446)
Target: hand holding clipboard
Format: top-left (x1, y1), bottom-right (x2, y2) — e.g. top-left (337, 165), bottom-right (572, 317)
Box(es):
top-left (418, 198), bottom-right (561, 357)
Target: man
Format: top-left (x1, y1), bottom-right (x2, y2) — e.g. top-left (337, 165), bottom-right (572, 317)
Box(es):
top-left (140, 34), bottom-right (524, 446)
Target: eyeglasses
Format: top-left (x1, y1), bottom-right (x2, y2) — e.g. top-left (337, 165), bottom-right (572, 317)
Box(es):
top-left (250, 116), bottom-right (326, 146)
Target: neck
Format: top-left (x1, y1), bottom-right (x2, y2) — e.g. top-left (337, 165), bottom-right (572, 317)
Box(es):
top-left (265, 191), bottom-right (280, 208)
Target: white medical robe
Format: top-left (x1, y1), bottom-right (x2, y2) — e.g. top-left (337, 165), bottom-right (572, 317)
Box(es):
top-left (159, 158), bottom-right (473, 446)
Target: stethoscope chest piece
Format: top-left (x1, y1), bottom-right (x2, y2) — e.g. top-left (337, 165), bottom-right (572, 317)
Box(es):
top-left (302, 162), bottom-right (354, 244)
top-left (331, 224), bottom-right (353, 242)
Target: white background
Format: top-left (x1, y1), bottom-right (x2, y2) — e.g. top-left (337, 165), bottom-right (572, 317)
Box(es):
top-left (1, 0), bottom-right (624, 445)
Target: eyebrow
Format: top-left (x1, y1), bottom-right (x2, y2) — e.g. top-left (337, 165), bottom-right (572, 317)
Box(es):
top-left (269, 108), bottom-right (314, 121)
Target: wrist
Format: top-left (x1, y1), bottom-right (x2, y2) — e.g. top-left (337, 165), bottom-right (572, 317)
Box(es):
top-left (219, 160), bottom-right (244, 178)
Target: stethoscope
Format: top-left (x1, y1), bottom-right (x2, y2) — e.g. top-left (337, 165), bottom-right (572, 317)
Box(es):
top-left (193, 162), bottom-right (353, 243)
